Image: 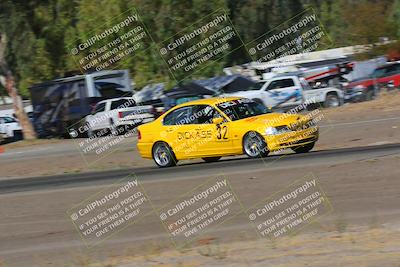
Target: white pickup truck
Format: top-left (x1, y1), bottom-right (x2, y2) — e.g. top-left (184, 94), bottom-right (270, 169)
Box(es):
top-left (0, 116), bottom-right (22, 141)
top-left (223, 75), bottom-right (344, 110)
top-left (85, 97), bottom-right (155, 137)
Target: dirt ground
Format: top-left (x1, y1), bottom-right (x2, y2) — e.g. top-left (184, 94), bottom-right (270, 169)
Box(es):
top-left (0, 90), bottom-right (399, 178)
top-left (98, 226), bottom-right (400, 267)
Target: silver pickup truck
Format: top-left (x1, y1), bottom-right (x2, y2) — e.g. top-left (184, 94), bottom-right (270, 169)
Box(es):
top-left (223, 75), bottom-right (344, 110)
top-left (85, 97), bottom-right (155, 137)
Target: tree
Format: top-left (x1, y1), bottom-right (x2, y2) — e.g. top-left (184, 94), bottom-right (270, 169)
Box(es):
top-left (0, 33), bottom-right (36, 140)
top-left (342, 1), bottom-right (397, 59)
top-left (343, 1), bottom-right (395, 43)
top-left (390, 0), bottom-right (400, 37)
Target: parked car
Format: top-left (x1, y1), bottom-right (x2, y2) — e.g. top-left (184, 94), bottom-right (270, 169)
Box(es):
top-left (84, 97), bottom-right (155, 137)
top-left (345, 61), bottom-right (400, 102)
top-left (0, 116), bottom-right (22, 141)
top-left (223, 75), bottom-right (343, 110)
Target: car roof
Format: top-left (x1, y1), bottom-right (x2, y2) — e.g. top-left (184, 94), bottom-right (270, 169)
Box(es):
top-left (175, 97), bottom-right (242, 107)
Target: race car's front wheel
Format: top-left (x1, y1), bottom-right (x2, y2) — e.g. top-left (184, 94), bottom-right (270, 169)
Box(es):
top-left (202, 157), bottom-right (221, 163)
top-left (292, 142), bottom-right (315, 153)
top-left (152, 142), bottom-right (177, 168)
top-left (243, 132), bottom-right (269, 158)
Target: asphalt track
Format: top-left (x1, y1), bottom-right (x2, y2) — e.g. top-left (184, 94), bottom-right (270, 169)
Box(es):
top-left (1, 142), bottom-right (399, 194)
top-left (1, 142), bottom-right (399, 267)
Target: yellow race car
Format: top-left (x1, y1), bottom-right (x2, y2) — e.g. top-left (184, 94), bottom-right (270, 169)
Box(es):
top-left (137, 97), bottom-right (318, 167)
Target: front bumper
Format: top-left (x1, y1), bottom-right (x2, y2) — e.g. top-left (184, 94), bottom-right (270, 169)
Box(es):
top-left (344, 89), bottom-right (364, 102)
top-left (264, 127), bottom-right (319, 151)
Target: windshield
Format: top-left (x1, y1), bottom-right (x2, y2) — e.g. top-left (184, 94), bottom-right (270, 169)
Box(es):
top-left (2, 117), bottom-right (17, 123)
top-left (216, 98), bottom-right (270, 121)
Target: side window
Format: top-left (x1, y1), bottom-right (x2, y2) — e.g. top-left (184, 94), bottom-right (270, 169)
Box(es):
top-left (281, 79), bottom-right (295, 87)
top-left (4, 117), bottom-right (16, 123)
top-left (386, 64), bottom-right (400, 76)
top-left (195, 105), bottom-right (223, 124)
top-left (94, 102), bottom-right (106, 114)
top-left (372, 68), bottom-right (386, 78)
top-left (163, 106), bottom-right (194, 125)
top-left (266, 79), bottom-right (295, 90)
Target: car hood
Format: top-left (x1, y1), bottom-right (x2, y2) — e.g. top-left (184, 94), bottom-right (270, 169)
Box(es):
top-left (239, 113), bottom-right (304, 127)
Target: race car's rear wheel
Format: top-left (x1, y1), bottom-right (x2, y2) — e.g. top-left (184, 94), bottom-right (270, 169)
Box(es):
top-left (243, 132), bottom-right (269, 158)
top-left (152, 142), bottom-right (177, 168)
top-left (364, 89), bottom-right (375, 101)
top-left (202, 157), bottom-right (221, 163)
top-left (292, 142), bottom-right (315, 153)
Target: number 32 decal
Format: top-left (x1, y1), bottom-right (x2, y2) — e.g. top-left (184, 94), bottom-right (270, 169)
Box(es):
top-left (217, 125), bottom-right (228, 140)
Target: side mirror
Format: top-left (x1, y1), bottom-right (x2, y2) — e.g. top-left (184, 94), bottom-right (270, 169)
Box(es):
top-left (212, 117), bottom-right (223, 125)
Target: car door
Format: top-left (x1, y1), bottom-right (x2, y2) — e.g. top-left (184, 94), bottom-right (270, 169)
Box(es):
top-left (263, 78), bottom-right (303, 108)
top-left (191, 105), bottom-right (233, 156)
top-left (161, 105), bottom-right (199, 158)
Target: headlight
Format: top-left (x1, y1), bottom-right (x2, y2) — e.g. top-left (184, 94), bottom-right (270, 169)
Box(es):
top-left (265, 127), bottom-right (278, 135)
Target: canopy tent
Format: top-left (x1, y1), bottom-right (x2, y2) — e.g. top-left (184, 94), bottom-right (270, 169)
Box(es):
top-left (133, 83), bottom-right (166, 103)
top-left (163, 82), bottom-right (216, 109)
top-left (194, 74), bottom-right (255, 94)
top-left (165, 82), bottom-right (215, 98)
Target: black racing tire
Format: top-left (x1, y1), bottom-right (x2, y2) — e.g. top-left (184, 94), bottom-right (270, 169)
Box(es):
top-left (202, 157), bottom-right (221, 163)
top-left (13, 131), bottom-right (23, 141)
top-left (292, 142), bottom-right (315, 154)
top-left (364, 89), bottom-right (374, 101)
top-left (324, 94), bottom-right (340, 108)
top-left (152, 142), bottom-right (177, 168)
top-left (242, 131), bottom-right (269, 158)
